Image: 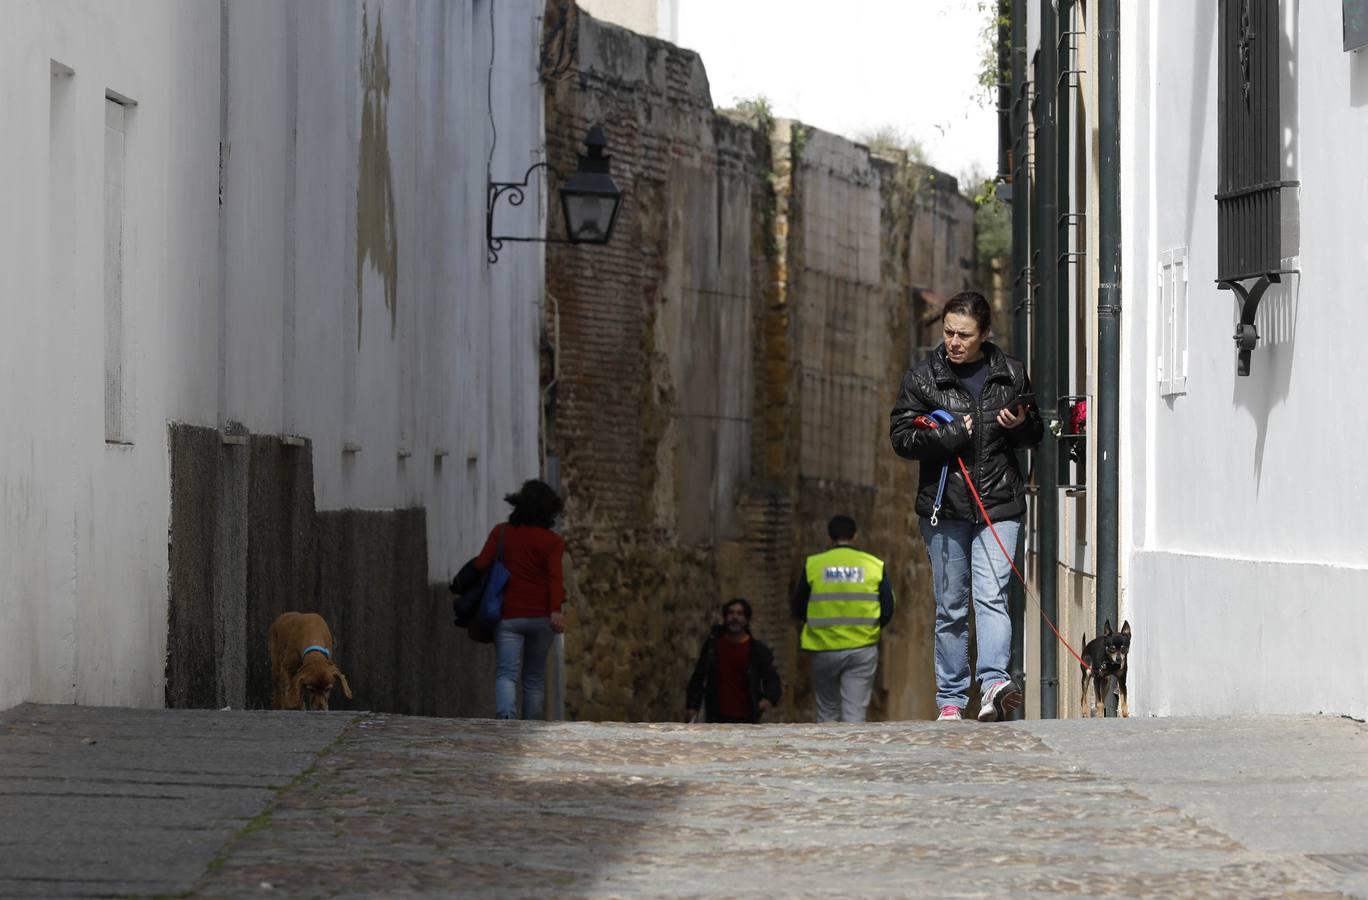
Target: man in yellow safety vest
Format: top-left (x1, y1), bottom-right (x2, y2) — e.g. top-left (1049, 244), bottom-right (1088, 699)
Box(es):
top-left (791, 515), bottom-right (895, 723)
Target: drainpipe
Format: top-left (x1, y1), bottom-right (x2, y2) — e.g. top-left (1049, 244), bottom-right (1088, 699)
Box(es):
top-left (1007, 0), bottom-right (1030, 719)
top-left (1053, 0), bottom-right (1076, 710)
top-left (1056, 0), bottom-right (1075, 493)
top-left (1096, 0), bottom-right (1121, 715)
top-left (997, 0), bottom-right (1012, 191)
top-left (542, 292), bottom-right (565, 722)
top-left (1034, 0), bottom-right (1060, 719)
top-left (1009, 0), bottom-right (1029, 372)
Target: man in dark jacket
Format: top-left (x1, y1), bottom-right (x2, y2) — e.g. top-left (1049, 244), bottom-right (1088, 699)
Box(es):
top-left (686, 598), bottom-right (782, 723)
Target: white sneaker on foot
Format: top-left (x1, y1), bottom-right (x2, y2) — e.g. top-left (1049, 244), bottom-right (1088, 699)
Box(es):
top-left (978, 680), bottom-right (1022, 722)
top-left (936, 705), bottom-right (963, 721)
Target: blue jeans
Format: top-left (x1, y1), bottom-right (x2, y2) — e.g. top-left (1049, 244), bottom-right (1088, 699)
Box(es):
top-left (920, 516), bottom-right (1021, 710)
top-left (494, 617), bottom-right (554, 720)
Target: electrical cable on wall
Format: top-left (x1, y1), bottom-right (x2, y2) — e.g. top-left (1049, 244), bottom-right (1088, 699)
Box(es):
top-left (486, 0), bottom-right (497, 189)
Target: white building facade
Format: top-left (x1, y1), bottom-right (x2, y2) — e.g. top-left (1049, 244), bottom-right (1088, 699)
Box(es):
top-left (0, 0), bottom-right (546, 710)
top-left (1016, 0), bottom-right (1368, 719)
top-left (1120, 0), bottom-right (1368, 717)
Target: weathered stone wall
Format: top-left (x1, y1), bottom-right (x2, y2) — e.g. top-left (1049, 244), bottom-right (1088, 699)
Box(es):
top-left (779, 140), bottom-right (977, 723)
top-left (792, 130), bottom-right (884, 487)
top-left (543, 6), bottom-right (763, 721)
top-left (545, 3), bottom-right (978, 723)
top-left (878, 159), bottom-right (977, 719)
top-left (869, 159), bottom-right (973, 721)
top-left (166, 423), bottom-right (494, 717)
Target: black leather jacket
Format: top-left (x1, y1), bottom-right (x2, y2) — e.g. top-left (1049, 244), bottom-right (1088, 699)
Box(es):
top-left (686, 626), bottom-right (782, 723)
top-left (889, 342), bottom-right (1044, 523)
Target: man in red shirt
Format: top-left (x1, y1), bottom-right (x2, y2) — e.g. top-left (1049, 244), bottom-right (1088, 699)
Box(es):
top-left (685, 598), bottom-right (782, 724)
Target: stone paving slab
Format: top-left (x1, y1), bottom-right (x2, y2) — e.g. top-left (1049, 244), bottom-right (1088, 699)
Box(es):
top-left (0, 703), bottom-right (350, 899)
top-left (3, 704), bottom-right (1367, 898)
top-left (1020, 715), bottom-right (1368, 851)
top-left (1022, 715), bottom-right (1368, 898)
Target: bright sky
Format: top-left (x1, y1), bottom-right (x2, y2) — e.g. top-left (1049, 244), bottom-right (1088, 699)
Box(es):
top-left (675, 0), bottom-right (997, 183)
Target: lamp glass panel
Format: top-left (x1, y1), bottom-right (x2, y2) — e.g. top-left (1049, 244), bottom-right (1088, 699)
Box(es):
top-left (565, 194), bottom-right (617, 243)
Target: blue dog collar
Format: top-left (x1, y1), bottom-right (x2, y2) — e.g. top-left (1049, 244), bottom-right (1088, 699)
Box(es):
top-left (301, 645), bottom-right (331, 660)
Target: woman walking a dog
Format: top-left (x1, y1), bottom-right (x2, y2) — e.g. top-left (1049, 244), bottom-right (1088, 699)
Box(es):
top-left (476, 479), bottom-right (567, 720)
top-left (889, 291), bottom-right (1043, 723)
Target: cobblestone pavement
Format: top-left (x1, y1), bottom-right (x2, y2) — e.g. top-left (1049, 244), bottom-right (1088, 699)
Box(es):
top-left (4, 704), bottom-right (1368, 898)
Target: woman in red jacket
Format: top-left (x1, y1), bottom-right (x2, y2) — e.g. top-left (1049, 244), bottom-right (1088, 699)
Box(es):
top-left (476, 479), bottom-right (566, 719)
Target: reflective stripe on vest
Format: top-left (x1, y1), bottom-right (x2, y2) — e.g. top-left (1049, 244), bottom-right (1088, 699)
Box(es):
top-left (800, 547), bottom-right (885, 651)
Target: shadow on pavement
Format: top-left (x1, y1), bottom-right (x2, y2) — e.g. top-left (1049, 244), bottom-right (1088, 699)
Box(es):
top-left (8, 706), bottom-right (1360, 898)
top-left (193, 715), bottom-right (699, 897)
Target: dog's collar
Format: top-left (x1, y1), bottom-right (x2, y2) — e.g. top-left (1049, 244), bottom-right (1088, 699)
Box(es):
top-left (301, 645), bottom-right (331, 660)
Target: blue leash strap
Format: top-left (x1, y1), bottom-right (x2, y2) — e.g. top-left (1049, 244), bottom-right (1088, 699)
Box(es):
top-left (926, 409), bottom-right (956, 526)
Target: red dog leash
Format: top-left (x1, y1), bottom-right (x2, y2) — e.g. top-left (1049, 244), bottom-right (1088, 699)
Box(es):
top-left (915, 413), bottom-right (1091, 672)
top-left (956, 455), bottom-right (1090, 672)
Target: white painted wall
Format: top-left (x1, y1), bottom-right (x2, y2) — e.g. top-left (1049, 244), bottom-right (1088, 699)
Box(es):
top-left (578, 0), bottom-right (680, 43)
top-left (1122, 0), bottom-right (1368, 717)
top-left (0, 0), bottom-right (544, 710)
top-left (0, 0), bottom-right (220, 710)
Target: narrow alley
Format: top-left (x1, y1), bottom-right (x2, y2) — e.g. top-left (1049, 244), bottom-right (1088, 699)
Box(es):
top-left (7, 0), bottom-right (1368, 895)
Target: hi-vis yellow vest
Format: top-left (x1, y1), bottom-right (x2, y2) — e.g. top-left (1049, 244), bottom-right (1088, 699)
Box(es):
top-left (800, 546), bottom-right (885, 651)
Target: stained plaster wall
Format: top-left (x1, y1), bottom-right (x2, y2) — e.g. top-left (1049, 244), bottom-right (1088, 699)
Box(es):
top-left (1, 0), bottom-right (542, 712)
top-left (216, 0), bottom-right (543, 583)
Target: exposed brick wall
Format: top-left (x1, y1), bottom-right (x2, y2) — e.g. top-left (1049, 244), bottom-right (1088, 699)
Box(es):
top-left (546, 3), bottom-right (979, 723)
top-left (544, 6), bottom-right (754, 721)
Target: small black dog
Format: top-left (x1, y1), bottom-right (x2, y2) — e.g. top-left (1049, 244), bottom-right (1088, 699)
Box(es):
top-left (1079, 620), bottom-right (1131, 718)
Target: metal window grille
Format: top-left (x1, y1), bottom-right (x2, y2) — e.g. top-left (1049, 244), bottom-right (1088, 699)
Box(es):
top-left (1217, 0), bottom-right (1286, 282)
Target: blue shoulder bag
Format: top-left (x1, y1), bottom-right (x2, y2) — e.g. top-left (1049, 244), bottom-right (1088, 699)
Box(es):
top-left (474, 525), bottom-right (511, 632)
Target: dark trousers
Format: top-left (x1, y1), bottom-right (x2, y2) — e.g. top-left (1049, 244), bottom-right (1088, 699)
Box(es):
top-left (709, 712), bottom-right (752, 724)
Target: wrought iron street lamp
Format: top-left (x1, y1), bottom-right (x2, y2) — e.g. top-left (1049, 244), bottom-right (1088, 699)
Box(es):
top-left (486, 125), bottom-right (623, 264)
top-left (558, 126), bottom-right (621, 245)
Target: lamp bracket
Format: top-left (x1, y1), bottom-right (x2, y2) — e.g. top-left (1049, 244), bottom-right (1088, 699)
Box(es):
top-left (487, 161), bottom-right (564, 264)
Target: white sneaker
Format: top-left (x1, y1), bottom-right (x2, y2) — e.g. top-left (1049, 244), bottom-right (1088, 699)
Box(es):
top-left (936, 705), bottom-right (963, 721)
top-left (978, 680), bottom-right (1022, 722)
